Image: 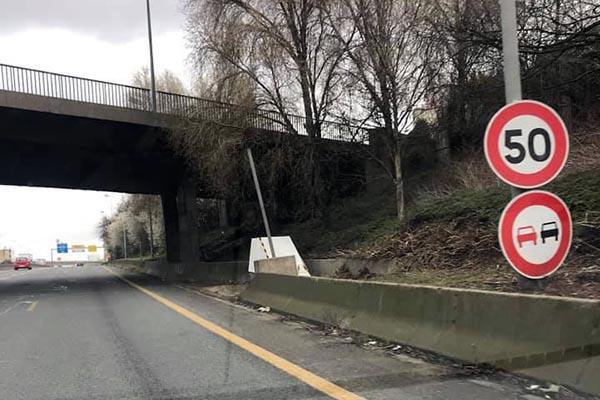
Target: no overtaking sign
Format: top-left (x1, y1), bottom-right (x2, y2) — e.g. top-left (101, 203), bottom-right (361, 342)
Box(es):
top-left (498, 190), bottom-right (572, 279)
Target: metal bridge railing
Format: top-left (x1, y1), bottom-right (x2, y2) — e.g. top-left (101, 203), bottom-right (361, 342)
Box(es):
top-left (0, 63), bottom-right (364, 142)
top-left (0, 63), bottom-right (151, 111)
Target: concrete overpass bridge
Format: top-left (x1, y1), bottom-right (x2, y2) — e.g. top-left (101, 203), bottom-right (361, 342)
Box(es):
top-left (0, 63), bottom-right (362, 262)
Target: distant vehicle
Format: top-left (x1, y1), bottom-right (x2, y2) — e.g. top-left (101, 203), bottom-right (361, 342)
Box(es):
top-left (541, 221), bottom-right (559, 243)
top-left (516, 226), bottom-right (537, 248)
top-left (76, 262), bottom-right (84, 267)
top-left (14, 257), bottom-right (32, 270)
top-left (34, 259), bottom-right (46, 266)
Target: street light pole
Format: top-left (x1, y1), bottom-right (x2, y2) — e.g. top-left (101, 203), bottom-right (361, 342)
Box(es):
top-left (146, 0), bottom-right (157, 112)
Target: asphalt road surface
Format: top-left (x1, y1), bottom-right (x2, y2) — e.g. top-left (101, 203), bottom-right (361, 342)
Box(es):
top-left (0, 266), bottom-right (590, 400)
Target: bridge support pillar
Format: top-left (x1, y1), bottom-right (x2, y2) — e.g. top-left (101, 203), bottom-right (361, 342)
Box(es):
top-left (160, 178), bottom-right (201, 263)
top-left (161, 191), bottom-right (181, 262)
top-left (176, 177), bottom-right (201, 262)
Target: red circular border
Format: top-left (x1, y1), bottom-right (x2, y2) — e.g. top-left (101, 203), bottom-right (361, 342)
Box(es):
top-left (485, 100), bottom-right (569, 188)
top-left (498, 190), bottom-right (572, 279)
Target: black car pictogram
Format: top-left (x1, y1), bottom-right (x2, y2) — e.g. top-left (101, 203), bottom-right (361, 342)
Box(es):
top-left (540, 221), bottom-right (559, 243)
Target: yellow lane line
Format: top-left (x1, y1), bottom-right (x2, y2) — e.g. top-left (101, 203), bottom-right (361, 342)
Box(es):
top-left (27, 301), bottom-right (38, 312)
top-left (175, 285), bottom-right (249, 310)
top-left (103, 266), bottom-right (364, 400)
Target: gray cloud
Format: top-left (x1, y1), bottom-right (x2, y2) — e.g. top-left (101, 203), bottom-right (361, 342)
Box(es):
top-left (0, 0), bottom-right (183, 41)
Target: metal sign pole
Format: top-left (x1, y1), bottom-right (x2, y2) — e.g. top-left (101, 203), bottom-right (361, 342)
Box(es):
top-left (246, 148), bottom-right (276, 258)
top-left (500, 0), bottom-right (522, 104)
top-left (499, 0), bottom-right (542, 288)
top-left (500, 0), bottom-right (523, 199)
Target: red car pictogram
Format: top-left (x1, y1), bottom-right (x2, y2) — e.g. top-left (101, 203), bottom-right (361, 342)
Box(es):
top-left (516, 226), bottom-right (537, 247)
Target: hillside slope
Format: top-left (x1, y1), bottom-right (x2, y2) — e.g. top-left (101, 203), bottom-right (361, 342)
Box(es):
top-left (298, 168), bottom-right (600, 298)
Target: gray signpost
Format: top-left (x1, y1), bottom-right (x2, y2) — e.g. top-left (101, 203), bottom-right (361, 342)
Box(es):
top-left (499, 0), bottom-right (540, 288)
top-left (500, 0), bottom-right (523, 199)
top-left (246, 148), bottom-right (276, 258)
top-left (495, 0), bottom-right (572, 288)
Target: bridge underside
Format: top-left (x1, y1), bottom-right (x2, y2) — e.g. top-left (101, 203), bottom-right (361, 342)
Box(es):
top-left (0, 89), bottom-right (372, 264)
top-left (0, 93), bottom-right (196, 262)
top-left (0, 102), bottom-right (180, 194)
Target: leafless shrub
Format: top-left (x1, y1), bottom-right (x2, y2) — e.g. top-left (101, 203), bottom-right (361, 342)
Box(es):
top-left (168, 111), bottom-right (247, 201)
top-left (411, 153), bottom-right (498, 201)
top-left (413, 129), bottom-right (600, 202)
top-left (564, 133), bottom-right (600, 174)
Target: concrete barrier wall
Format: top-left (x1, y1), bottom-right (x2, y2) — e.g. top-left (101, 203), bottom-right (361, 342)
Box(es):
top-left (116, 257), bottom-right (391, 281)
top-left (240, 273), bottom-right (600, 396)
top-left (254, 256), bottom-right (298, 276)
top-left (117, 257), bottom-right (391, 282)
top-left (115, 259), bottom-right (249, 284)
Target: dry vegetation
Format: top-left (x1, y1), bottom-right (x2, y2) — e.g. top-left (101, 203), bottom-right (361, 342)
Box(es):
top-left (305, 134), bottom-right (600, 298)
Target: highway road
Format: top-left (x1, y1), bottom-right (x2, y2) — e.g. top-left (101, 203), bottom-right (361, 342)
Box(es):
top-left (0, 266), bottom-right (589, 400)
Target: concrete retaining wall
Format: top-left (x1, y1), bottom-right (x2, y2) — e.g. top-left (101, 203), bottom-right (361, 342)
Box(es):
top-left (306, 258), bottom-right (397, 276)
top-left (240, 273), bottom-right (600, 396)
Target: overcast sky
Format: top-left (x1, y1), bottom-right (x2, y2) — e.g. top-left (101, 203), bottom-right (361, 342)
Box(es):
top-left (0, 0), bottom-right (191, 260)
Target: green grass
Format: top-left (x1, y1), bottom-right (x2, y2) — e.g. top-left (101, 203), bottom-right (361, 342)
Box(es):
top-left (550, 169), bottom-right (600, 220)
top-left (284, 187), bottom-right (398, 255)
top-left (409, 168), bottom-right (600, 225)
top-left (409, 186), bottom-right (508, 224)
top-left (293, 168), bottom-right (600, 255)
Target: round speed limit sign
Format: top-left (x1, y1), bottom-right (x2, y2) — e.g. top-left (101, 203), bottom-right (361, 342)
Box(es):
top-left (484, 100), bottom-right (569, 188)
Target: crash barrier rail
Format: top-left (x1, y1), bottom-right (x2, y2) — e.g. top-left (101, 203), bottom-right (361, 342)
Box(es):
top-left (241, 273), bottom-right (600, 396)
top-left (0, 63), bottom-right (364, 142)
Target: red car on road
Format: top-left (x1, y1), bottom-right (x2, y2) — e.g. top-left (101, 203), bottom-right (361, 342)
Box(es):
top-left (14, 257), bottom-right (32, 270)
top-left (516, 226), bottom-right (537, 248)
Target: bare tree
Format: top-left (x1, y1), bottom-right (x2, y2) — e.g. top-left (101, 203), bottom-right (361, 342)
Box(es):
top-left (98, 195), bottom-right (165, 259)
top-left (97, 216), bottom-right (111, 252)
top-left (129, 67), bottom-right (187, 111)
top-left (463, 0), bottom-right (600, 129)
top-left (132, 66), bottom-right (187, 94)
top-left (128, 194), bottom-right (163, 258)
top-left (185, 0), bottom-right (351, 215)
top-left (193, 61), bottom-right (258, 106)
top-left (328, 0), bottom-right (439, 220)
top-left (426, 0), bottom-right (500, 155)
top-left (185, 0), bottom-right (346, 138)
